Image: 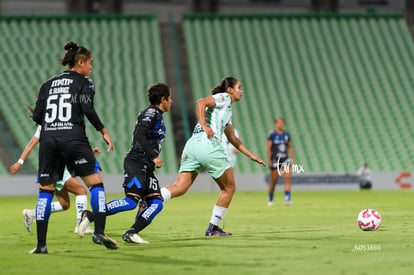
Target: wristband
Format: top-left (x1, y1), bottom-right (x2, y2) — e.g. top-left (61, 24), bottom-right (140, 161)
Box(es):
top-left (18, 159), bottom-right (24, 165)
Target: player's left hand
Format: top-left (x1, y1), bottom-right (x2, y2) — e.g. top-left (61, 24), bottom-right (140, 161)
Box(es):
top-left (251, 155), bottom-right (266, 166)
top-left (9, 163), bottom-right (21, 175)
top-left (92, 147), bottom-right (101, 155)
top-left (103, 134), bottom-right (114, 152)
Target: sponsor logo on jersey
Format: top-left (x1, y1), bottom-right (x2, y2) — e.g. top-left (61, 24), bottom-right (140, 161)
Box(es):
top-left (51, 78), bottom-right (73, 87)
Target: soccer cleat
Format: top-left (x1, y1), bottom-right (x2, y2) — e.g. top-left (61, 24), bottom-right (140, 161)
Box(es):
top-left (78, 210), bottom-right (93, 237)
top-left (22, 209), bottom-right (35, 233)
top-left (74, 225), bottom-right (94, 234)
top-left (284, 200), bottom-right (292, 206)
top-left (267, 201), bottom-right (274, 207)
top-left (205, 227), bottom-right (232, 237)
top-left (122, 232), bottom-right (149, 244)
top-left (29, 246), bottom-right (48, 254)
top-left (92, 234), bottom-right (119, 250)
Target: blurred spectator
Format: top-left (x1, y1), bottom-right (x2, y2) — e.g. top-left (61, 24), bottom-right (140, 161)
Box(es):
top-left (357, 163), bottom-right (372, 190)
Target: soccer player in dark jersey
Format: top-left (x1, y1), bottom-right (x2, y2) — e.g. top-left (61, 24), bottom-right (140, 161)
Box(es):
top-left (267, 117), bottom-right (296, 206)
top-left (31, 41), bottom-right (117, 253)
top-left (78, 83), bottom-right (172, 244)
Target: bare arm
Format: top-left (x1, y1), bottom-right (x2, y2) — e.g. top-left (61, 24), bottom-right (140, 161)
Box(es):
top-left (9, 136), bottom-right (39, 174)
top-left (224, 125), bottom-right (266, 166)
top-left (99, 127), bottom-right (114, 152)
top-left (287, 140), bottom-right (295, 164)
top-left (266, 139), bottom-right (273, 166)
top-left (196, 96), bottom-right (216, 138)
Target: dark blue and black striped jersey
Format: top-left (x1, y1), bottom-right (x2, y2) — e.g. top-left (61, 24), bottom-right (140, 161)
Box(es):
top-left (32, 70), bottom-right (104, 139)
top-left (268, 131), bottom-right (291, 160)
top-left (125, 105), bottom-right (165, 162)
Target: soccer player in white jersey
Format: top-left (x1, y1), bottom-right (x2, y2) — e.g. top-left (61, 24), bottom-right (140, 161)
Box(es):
top-left (161, 77), bottom-right (266, 236)
top-left (9, 125), bottom-right (94, 234)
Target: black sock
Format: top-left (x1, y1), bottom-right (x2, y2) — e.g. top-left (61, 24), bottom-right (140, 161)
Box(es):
top-left (127, 217), bottom-right (151, 234)
top-left (36, 221), bottom-right (48, 247)
top-left (94, 213), bottom-right (106, 235)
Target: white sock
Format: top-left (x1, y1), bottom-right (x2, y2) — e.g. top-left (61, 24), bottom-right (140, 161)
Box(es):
top-left (209, 205), bottom-right (228, 226)
top-left (161, 187), bottom-right (171, 203)
top-left (51, 202), bottom-right (64, 212)
top-left (75, 195), bottom-right (88, 226)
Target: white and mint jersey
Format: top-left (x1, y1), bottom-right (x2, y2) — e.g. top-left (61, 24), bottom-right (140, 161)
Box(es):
top-left (192, 93), bottom-right (232, 138)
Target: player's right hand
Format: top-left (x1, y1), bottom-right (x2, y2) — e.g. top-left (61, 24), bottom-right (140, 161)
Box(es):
top-left (153, 157), bottom-right (163, 168)
top-left (203, 126), bottom-right (215, 138)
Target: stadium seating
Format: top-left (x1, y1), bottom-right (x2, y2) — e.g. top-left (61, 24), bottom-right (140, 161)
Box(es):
top-left (183, 14), bottom-right (414, 173)
top-left (0, 15), bottom-right (177, 175)
top-left (2, 13), bottom-right (413, 175)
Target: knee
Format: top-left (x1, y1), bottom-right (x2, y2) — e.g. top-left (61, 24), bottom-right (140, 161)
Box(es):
top-left (224, 183), bottom-right (236, 195)
top-left (61, 201), bottom-right (70, 210)
top-left (75, 187), bottom-right (88, 196)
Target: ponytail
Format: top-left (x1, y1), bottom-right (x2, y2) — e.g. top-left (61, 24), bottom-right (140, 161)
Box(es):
top-left (211, 77), bottom-right (238, 95)
top-left (61, 41), bottom-right (91, 68)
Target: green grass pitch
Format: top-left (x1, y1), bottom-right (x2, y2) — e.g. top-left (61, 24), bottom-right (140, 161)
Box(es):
top-left (0, 190), bottom-right (413, 275)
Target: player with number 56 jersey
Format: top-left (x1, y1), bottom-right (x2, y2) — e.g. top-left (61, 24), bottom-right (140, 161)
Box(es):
top-left (31, 41), bottom-right (117, 254)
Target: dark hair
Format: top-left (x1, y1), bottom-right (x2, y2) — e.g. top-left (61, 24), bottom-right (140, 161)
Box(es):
top-left (275, 117), bottom-right (285, 123)
top-left (147, 83), bottom-right (171, 105)
top-left (61, 41), bottom-right (91, 68)
top-left (210, 77), bottom-right (238, 95)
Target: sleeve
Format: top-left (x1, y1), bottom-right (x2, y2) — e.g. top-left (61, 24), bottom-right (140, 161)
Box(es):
top-left (136, 108), bottom-right (159, 160)
top-left (213, 93), bottom-right (232, 108)
top-left (33, 125), bottom-right (42, 138)
top-left (267, 131), bottom-right (273, 141)
top-left (32, 85), bottom-right (47, 125)
top-left (80, 78), bottom-right (104, 131)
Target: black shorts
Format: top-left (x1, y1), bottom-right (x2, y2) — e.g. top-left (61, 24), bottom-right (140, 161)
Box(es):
top-left (38, 137), bottom-right (96, 183)
top-left (270, 157), bottom-right (291, 170)
top-left (122, 157), bottom-right (160, 198)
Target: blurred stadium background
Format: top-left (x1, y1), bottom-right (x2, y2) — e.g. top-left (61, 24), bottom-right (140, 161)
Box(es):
top-left (1, 0), bottom-right (413, 192)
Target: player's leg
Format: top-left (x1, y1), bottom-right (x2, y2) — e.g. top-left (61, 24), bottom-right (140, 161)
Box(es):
top-left (99, 159), bottom-right (143, 217)
top-left (205, 167), bottom-right (235, 237)
top-left (22, 183), bottom-right (69, 233)
top-left (30, 138), bottom-right (63, 254)
top-left (160, 171), bottom-right (197, 203)
top-left (122, 194), bottom-right (163, 244)
top-left (283, 166), bottom-right (292, 205)
top-left (30, 183), bottom-right (55, 254)
top-left (66, 142), bottom-right (117, 250)
top-left (79, 173), bottom-right (118, 248)
top-left (63, 176), bottom-right (91, 233)
top-left (121, 162), bottom-right (162, 244)
top-left (78, 193), bottom-right (140, 237)
top-left (161, 138), bottom-right (199, 203)
top-left (78, 160), bottom-right (142, 238)
top-left (268, 168), bottom-right (279, 206)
